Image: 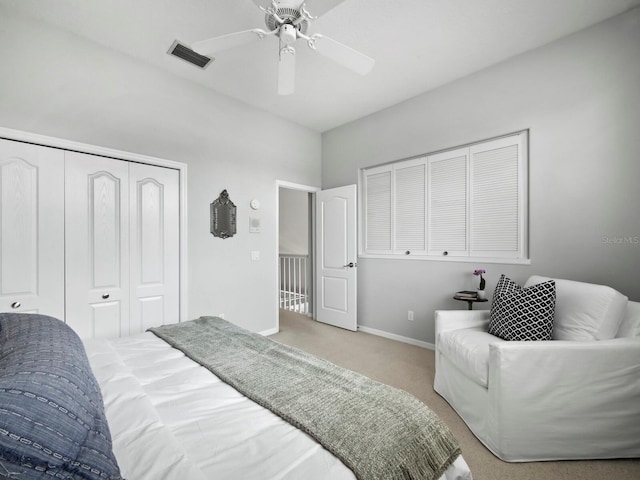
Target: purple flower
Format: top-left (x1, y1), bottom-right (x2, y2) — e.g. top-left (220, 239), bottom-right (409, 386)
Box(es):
top-left (473, 269), bottom-right (486, 290)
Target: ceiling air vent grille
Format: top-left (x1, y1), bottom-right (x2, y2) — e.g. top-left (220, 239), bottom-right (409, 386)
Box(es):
top-left (168, 40), bottom-right (212, 69)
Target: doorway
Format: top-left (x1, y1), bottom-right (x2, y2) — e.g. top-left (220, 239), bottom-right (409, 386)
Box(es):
top-left (276, 182), bottom-right (358, 333)
top-left (277, 181), bottom-right (319, 329)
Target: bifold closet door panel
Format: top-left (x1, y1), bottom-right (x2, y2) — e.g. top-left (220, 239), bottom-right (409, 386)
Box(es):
top-left (65, 151), bottom-right (130, 339)
top-left (0, 139), bottom-right (64, 318)
top-left (129, 162), bottom-right (179, 334)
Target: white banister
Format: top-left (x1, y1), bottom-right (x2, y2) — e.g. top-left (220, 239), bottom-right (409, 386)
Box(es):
top-left (279, 254), bottom-right (311, 316)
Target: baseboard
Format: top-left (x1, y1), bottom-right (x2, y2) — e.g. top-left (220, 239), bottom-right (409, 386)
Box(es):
top-left (259, 327), bottom-right (279, 336)
top-left (357, 325), bottom-right (435, 350)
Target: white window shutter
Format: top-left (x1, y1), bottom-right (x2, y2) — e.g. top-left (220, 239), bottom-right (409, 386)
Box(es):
top-left (470, 135), bottom-right (522, 257)
top-left (394, 160), bottom-right (426, 254)
top-left (360, 131), bottom-right (527, 260)
top-left (364, 167), bottom-right (392, 253)
top-left (428, 148), bottom-right (468, 256)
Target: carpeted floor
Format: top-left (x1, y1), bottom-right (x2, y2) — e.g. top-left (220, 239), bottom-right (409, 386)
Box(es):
top-left (270, 309), bottom-right (640, 480)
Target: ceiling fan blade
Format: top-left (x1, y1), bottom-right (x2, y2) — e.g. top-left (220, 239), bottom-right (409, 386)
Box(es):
top-left (309, 35), bottom-right (374, 75)
top-left (278, 44), bottom-right (296, 95)
top-left (192, 29), bottom-right (264, 56)
top-left (301, 0), bottom-right (347, 18)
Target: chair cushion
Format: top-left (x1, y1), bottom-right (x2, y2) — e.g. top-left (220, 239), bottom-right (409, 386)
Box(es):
top-left (525, 275), bottom-right (628, 341)
top-left (437, 327), bottom-right (504, 387)
top-left (488, 275), bottom-right (556, 341)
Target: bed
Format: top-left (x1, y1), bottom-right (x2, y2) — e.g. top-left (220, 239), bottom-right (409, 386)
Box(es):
top-left (0, 313), bottom-right (472, 480)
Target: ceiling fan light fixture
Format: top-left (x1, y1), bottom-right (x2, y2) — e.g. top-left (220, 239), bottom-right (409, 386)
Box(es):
top-left (280, 24), bottom-right (297, 44)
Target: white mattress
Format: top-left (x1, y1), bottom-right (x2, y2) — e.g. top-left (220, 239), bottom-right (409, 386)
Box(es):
top-left (84, 332), bottom-right (472, 480)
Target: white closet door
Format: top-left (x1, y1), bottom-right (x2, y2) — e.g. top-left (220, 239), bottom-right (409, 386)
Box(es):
top-left (65, 152), bottom-right (130, 339)
top-left (129, 162), bottom-right (179, 333)
top-left (0, 139), bottom-right (64, 317)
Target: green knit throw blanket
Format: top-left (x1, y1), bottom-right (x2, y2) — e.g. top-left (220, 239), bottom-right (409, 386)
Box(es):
top-left (149, 317), bottom-right (461, 480)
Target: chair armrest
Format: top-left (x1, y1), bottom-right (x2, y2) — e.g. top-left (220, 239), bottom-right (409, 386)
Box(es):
top-left (435, 309), bottom-right (490, 336)
top-left (489, 337), bottom-right (640, 374)
top-left (488, 338), bottom-right (640, 419)
top-left (486, 338), bottom-right (640, 459)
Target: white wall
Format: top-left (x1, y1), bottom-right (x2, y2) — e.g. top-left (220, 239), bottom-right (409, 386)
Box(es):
top-left (322, 8), bottom-right (640, 343)
top-left (0, 7), bottom-right (321, 334)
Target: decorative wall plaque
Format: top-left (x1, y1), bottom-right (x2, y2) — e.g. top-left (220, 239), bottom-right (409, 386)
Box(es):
top-left (210, 189), bottom-right (237, 239)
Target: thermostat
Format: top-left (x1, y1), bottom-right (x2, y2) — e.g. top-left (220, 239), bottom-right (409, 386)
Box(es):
top-left (250, 199), bottom-right (260, 210)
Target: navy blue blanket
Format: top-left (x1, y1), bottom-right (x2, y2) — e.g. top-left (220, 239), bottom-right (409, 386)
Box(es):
top-left (0, 313), bottom-right (122, 479)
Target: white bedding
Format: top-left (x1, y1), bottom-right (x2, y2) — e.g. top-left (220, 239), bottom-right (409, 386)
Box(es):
top-left (84, 332), bottom-right (472, 480)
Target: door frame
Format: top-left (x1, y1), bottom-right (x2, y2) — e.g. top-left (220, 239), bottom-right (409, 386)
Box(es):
top-left (0, 126), bottom-right (189, 323)
top-left (275, 180), bottom-right (320, 333)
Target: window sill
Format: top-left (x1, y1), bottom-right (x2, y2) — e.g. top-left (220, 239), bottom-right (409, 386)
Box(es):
top-left (357, 253), bottom-right (532, 265)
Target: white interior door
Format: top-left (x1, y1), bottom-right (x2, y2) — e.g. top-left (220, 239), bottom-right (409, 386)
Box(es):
top-left (0, 139), bottom-right (64, 317)
top-left (129, 162), bottom-right (180, 333)
top-left (315, 185), bottom-right (357, 331)
top-left (65, 152), bottom-right (130, 339)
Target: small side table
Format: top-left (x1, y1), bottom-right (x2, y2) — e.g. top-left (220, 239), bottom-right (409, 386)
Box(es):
top-left (453, 295), bottom-right (488, 310)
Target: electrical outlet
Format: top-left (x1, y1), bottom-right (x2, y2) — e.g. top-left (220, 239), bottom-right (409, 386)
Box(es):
top-left (408, 310), bottom-right (414, 321)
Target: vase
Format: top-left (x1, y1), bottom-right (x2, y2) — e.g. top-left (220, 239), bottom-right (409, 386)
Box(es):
top-left (477, 290), bottom-right (486, 300)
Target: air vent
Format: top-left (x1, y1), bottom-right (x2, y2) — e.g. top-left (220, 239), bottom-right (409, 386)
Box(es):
top-left (168, 40), bottom-right (213, 69)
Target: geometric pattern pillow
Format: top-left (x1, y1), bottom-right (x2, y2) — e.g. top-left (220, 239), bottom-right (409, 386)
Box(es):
top-left (488, 274), bottom-right (556, 341)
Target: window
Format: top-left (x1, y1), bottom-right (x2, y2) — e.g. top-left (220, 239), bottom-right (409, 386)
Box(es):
top-left (360, 131), bottom-right (528, 261)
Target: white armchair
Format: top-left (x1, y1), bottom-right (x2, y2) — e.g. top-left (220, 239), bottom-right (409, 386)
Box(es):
top-left (434, 276), bottom-right (640, 462)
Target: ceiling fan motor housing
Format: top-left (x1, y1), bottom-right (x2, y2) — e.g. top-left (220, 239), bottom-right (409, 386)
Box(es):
top-left (264, 6), bottom-right (309, 35)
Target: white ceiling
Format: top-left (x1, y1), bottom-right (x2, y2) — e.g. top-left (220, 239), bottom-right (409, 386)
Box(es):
top-left (3, 0), bottom-right (639, 132)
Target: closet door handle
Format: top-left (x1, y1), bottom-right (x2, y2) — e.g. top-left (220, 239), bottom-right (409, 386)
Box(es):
top-left (11, 301), bottom-right (21, 309)
top-left (102, 294), bottom-right (110, 299)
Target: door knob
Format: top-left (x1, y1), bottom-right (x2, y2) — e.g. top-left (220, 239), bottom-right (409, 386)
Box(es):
top-left (102, 294), bottom-right (110, 299)
top-left (11, 301), bottom-right (21, 309)
top-left (343, 262), bottom-right (356, 268)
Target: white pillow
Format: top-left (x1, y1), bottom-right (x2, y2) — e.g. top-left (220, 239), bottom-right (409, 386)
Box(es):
top-left (524, 275), bottom-right (628, 341)
top-left (616, 301), bottom-right (640, 338)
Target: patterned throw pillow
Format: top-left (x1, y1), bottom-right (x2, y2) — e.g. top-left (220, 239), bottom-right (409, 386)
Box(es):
top-left (489, 274), bottom-right (556, 341)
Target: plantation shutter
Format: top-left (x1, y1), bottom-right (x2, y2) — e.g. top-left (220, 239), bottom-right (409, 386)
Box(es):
top-left (360, 131), bottom-right (527, 260)
top-left (394, 160), bottom-right (426, 254)
top-left (427, 148), bottom-right (468, 256)
top-left (470, 136), bottom-right (522, 257)
top-left (364, 166), bottom-right (392, 253)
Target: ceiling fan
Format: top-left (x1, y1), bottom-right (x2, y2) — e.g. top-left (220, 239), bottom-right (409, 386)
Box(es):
top-left (191, 0), bottom-right (375, 95)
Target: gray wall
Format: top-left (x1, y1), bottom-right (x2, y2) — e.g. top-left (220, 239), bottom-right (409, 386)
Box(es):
top-left (279, 188), bottom-right (310, 255)
top-left (322, 8), bottom-right (640, 344)
top-left (0, 7), bottom-right (321, 334)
